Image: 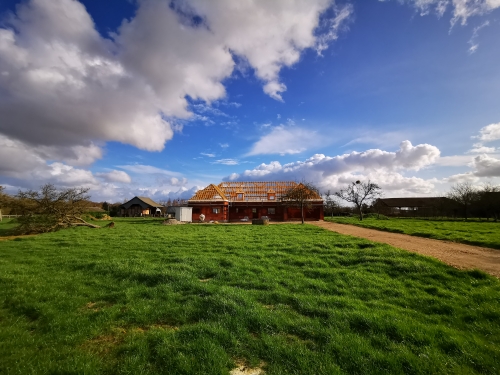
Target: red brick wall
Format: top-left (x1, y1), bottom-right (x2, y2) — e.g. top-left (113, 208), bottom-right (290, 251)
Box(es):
top-left (191, 203), bottom-right (228, 222)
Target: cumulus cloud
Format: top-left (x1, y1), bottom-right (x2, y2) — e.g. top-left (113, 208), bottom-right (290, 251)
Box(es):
top-left (187, 0), bottom-right (353, 101)
top-left (0, 0), bottom-right (174, 154)
top-left (96, 170), bottom-right (132, 184)
top-left (474, 122), bottom-right (500, 142)
top-left (401, 0), bottom-right (500, 25)
top-left (228, 141), bottom-right (440, 195)
top-left (0, 0), bottom-right (351, 178)
top-left (473, 154), bottom-right (500, 177)
top-left (247, 125), bottom-right (324, 156)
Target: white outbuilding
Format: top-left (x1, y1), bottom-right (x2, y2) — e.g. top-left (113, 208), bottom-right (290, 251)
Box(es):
top-left (168, 206), bottom-right (193, 222)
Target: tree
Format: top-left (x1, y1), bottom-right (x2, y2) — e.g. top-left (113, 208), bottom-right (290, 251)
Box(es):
top-left (323, 190), bottom-right (337, 217)
top-left (476, 183), bottom-right (500, 221)
top-left (334, 180), bottom-right (382, 221)
top-left (0, 186), bottom-right (10, 221)
top-left (447, 182), bottom-right (478, 220)
top-left (102, 201), bottom-right (110, 212)
top-left (14, 184), bottom-right (101, 234)
top-left (281, 182), bottom-right (321, 224)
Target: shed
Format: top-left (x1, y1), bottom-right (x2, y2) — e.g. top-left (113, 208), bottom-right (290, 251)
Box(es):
top-left (168, 206), bottom-right (193, 222)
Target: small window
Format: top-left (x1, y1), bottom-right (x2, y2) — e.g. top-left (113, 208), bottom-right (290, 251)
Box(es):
top-left (235, 208), bottom-right (239, 213)
top-left (268, 208), bottom-right (275, 215)
top-left (268, 195), bottom-right (275, 200)
top-left (252, 208), bottom-right (257, 213)
top-left (213, 208), bottom-right (220, 214)
top-left (237, 193), bottom-right (243, 200)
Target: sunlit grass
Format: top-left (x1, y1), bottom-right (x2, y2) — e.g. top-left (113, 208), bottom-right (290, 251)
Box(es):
top-left (325, 217), bottom-right (500, 249)
top-left (0, 218), bottom-right (499, 374)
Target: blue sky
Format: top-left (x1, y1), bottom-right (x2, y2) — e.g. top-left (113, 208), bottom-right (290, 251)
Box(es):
top-left (1, 0), bottom-right (499, 202)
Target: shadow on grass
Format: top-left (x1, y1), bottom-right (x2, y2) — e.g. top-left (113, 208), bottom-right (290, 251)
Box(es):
top-left (0, 219), bottom-right (18, 237)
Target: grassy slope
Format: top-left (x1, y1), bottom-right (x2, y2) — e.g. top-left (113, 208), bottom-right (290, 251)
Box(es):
top-left (0, 218), bottom-right (499, 375)
top-left (325, 217), bottom-right (500, 249)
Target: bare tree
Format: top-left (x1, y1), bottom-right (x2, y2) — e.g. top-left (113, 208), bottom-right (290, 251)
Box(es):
top-left (281, 182), bottom-right (321, 224)
top-left (447, 182), bottom-right (478, 220)
top-left (334, 180), bottom-right (382, 221)
top-left (323, 190), bottom-right (337, 217)
top-left (15, 184), bottom-right (101, 234)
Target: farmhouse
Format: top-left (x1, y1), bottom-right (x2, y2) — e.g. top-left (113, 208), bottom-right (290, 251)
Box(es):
top-left (188, 181), bottom-right (324, 222)
top-left (119, 196), bottom-right (163, 217)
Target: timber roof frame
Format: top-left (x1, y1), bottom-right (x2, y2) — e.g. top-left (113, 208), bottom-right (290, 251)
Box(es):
top-left (189, 181), bottom-right (323, 202)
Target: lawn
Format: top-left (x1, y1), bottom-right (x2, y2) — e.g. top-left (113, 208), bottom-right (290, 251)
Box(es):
top-left (325, 216), bottom-right (500, 249)
top-left (1, 218), bottom-right (499, 374)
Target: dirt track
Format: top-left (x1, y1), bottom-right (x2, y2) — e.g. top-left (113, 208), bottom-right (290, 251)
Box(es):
top-left (310, 221), bottom-right (500, 278)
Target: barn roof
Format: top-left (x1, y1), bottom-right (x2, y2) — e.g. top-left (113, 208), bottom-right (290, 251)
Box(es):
top-left (120, 196), bottom-right (163, 209)
top-left (376, 197), bottom-right (451, 208)
top-left (189, 181), bottom-right (322, 202)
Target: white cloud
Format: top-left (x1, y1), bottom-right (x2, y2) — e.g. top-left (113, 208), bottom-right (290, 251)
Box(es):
top-left (402, 0), bottom-right (500, 25)
top-left (212, 159), bottom-right (239, 166)
top-left (247, 125), bottom-right (324, 156)
top-left (219, 143), bottom-right (229, 148)
top-left (168, 177), bottom-right (188, 187)
top-left (117, 164), bottom-right (182, 177)
top-left (473, 154), bottom-right (500, 177)
top-left (201, 153), bottom-right (216, 157)
top-left (227, 141), bottom-right (441, 195)
top-left (446, 172), bottom-right (480, 183)
top-left (467, 143), bottom-right (497, 154)
top-left (0, 0), bottom-right (351, 175)
top-left (96, 170), bottom-right (132, 184)
top-left (474, 122), bottom-right (500, 142)
top-left (468, 20), bottom-right (490, 53)
top-left (0, 0), bottom-right (174, 154)
top-left (435, 155), bottom-right (474, 166)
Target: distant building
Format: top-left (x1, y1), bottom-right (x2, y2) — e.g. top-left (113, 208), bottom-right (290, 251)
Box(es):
top-left (374, 197), bottom-right (459, 217)
top-left (188, 181), bottom-right (324, 222)
top-left (119, 196), bottom-right (163, 217)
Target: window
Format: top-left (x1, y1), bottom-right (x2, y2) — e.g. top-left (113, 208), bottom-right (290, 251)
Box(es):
top-left (252, 208), bottom-right (257, 213)
top-left (268, 195), bottom-right (275, 200)
top-left (235, 208), bottom-right (239, 213)
top-left (268, 208), bottom-right (275, 215)
top-left (193, 208), bottom-right (200, 214)
top-left (213, 208), bottom-right (220, 214)
top-left (237, 193), bottom-right (244, 200)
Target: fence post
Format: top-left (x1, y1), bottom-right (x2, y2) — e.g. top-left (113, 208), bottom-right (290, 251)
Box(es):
top-left (0, 209), bottom-right (2, 222)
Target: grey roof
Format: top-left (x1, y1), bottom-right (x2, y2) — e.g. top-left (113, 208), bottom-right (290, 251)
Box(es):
top-left (120, 196), bottom-right (163, 209)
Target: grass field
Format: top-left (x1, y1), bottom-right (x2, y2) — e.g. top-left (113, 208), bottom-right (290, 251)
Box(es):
top-left (325, 217), bottom-right (500, 249)
top-left (1, 218), bottom-right (499, 374)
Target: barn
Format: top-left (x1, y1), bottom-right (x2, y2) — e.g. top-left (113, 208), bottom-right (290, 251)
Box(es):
top-left (373, 197), bottom-right (459, 217)
top-left (188, 181), bottom-right (324, 222)
top-left (119, 196), bottom-right (163, 217)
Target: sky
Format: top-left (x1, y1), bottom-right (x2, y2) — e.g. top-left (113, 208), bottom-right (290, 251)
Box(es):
top-left (0, 0), bottom-right (499, 203)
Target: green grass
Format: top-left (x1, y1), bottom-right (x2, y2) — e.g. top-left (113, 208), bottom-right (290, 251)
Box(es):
top-left (325, 216), bottom-right (500, 249)
top-left (1, 218), bottom-right (499, 374)
top-left (0, 218), bottom-right (19, 236)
